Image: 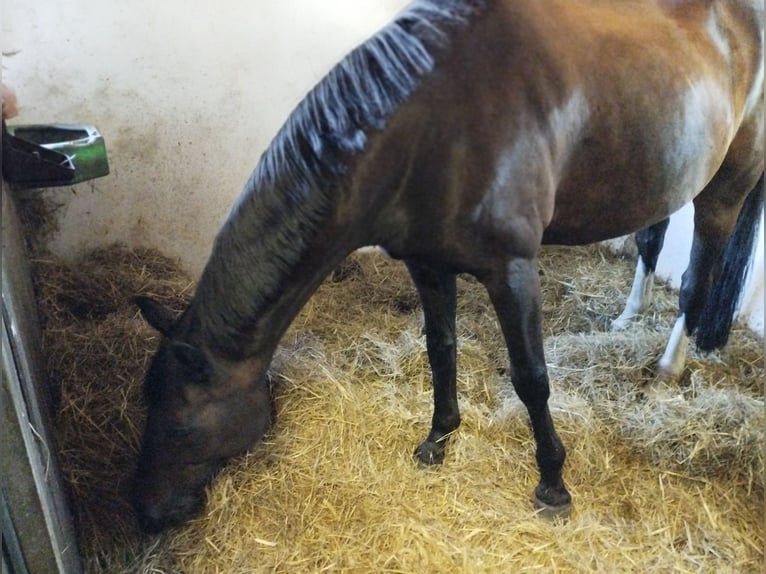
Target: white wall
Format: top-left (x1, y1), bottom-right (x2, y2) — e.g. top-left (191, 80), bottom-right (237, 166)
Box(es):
top-left (3, 0), bottom-right (763, 335)
top-left (4, 0), bottom-right (408, 274)
top-left (739, 224), bottom-right (764, 335)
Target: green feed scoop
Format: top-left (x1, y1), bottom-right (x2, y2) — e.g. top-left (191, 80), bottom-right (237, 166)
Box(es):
top-left (3, 123), bottom-right (109, 188)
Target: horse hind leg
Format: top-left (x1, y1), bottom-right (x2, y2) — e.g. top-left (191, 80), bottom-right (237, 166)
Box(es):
top-left (658, 224), bottom-right (720, 377)
top-left (405, 260), bottom-right (460, 465)
top-left (658, 171), bottom-right (764, 378)
top-left (483, 257), bottom-right (571, 518)
top-left (612, 218), bottom-right (671, 331)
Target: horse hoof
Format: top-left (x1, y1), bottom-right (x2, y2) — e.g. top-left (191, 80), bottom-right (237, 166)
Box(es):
top-left (534, 495), bottom-right (572, 521)
top-left (413, 441), bottom-right (445, 465)
top-left (610, 316), bottom-right (631, 331)
top-left (655, 360), bottom-right (684, 382)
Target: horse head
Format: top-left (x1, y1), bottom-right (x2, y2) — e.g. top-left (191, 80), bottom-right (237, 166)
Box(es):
top-left (131, 296), bottom-right (273, 533)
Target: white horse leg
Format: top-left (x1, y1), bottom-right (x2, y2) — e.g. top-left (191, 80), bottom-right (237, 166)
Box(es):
top-left (657, 314), bottom-right (690, 378)
top-left (611, 257), bottom-right (654, 330)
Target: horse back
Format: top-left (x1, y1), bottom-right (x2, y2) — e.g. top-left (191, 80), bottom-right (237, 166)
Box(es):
top-left (355, 0), bottom-right (763, 266)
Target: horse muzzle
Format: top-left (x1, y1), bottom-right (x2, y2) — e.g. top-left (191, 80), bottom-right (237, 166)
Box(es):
top-left (132, 487), bottom-right (207, 534)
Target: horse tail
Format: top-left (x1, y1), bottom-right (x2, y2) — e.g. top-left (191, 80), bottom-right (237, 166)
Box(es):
top-left (696, 172), bottom-right (764, 352)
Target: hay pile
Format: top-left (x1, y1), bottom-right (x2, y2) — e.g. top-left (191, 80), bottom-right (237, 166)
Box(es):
top-left (32, 243), bottom-right (763, 573)
top-left (33, 246), bottom-right (193, 572)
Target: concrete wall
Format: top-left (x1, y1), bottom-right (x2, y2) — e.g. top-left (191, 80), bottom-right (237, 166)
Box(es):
top-left (3, 0), bottom-right (763, 334)
top-left (4, 0), bottom-right (408, 273)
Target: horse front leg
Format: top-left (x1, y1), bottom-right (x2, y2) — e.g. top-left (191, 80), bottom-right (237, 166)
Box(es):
top-left (612, 217), bottom-right (670, 331)
top-left (484, 257), bottom-right (572, 517)
top-left (405, 260), bottom-right (459, 465)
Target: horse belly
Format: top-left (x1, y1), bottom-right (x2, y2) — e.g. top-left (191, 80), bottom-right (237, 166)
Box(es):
top-left (543, 77), bottom-right (736, 245)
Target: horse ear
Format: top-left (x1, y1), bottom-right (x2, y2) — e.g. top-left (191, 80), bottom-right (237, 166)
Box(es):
top-left (133, 296), bottom-right (176, 336)
top-left (169, 341), bottom-right (212, 385)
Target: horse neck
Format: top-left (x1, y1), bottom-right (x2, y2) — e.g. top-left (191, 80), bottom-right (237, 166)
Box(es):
top-left (190, 178), bottom-right (359, 361)
top-left (184, 0), bottom-right (484, 359)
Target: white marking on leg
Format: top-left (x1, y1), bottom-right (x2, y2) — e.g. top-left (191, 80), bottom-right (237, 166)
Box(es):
top-left (611, 258), bottom-right (654, 331)
top-left (657, 315), bottom-right (690, 378)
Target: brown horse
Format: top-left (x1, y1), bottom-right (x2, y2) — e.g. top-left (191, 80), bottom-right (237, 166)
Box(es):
top-left (132, 0), bottom-right (764, 533)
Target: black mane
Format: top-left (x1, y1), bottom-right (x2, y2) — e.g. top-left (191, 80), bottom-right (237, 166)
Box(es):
top-left (253, 0), bottom-right (484, 201)
top-left (194, 0), bottom-right (485, 356)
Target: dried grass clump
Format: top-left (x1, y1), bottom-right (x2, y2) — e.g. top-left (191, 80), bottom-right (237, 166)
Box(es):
top-left (32, 245), bottom-right (193, 572)
top-left (34, 243), bottom-right (764, 573)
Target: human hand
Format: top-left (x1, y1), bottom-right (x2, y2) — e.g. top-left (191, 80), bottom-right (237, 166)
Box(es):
top-left (2, 83), bottom-right (19, 119)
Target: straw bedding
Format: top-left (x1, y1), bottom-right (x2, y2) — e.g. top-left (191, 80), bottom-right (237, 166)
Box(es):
top-left (31, 241), bottom-right (764, 573)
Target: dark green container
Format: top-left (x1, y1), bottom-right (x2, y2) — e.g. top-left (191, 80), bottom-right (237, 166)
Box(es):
top-left (3, 124), bottom-right (109, 188)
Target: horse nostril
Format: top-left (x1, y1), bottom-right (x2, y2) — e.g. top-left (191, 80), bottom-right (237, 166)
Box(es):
top-left (133, 496), bottom-right (169, 534)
